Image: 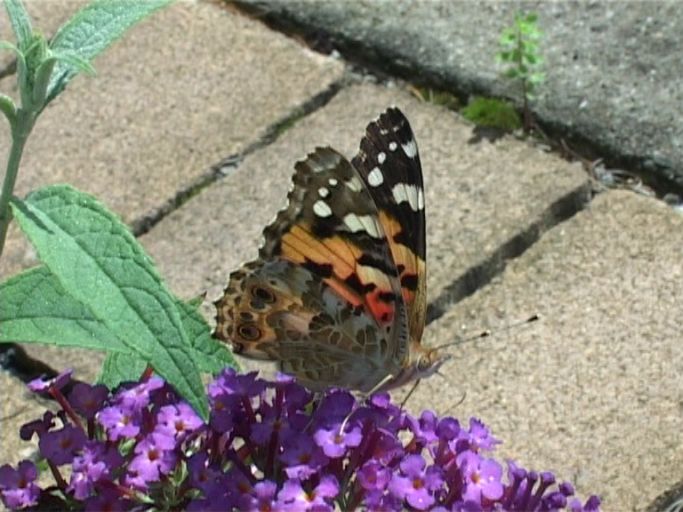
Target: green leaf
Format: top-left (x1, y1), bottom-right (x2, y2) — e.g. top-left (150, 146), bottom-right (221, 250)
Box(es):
top-left (10, 185), bottom-right (208, 420)
top-left (0, 266), bottom-right (128, 352)
top-left (3, 0), bottom-right (33, 51)
top-left (46, 0), bottom-right (174, 105)
top-left (99, 352), bottom-right (146, 389)
top-left (31, 57), bottom-right (56, 107)
top-left (0, 93), bottom-right (17, 125)
top-left (177, 298), bottom-right (237, 375)
top-left (50, 51), bottom-right (96, 76)
top-left (504, 68), bottom-right (520, 79)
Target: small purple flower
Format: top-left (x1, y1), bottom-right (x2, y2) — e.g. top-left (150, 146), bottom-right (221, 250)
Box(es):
top-left (357, 460), bottom-right (391, 491)
top-left (389, 454), bottom-right (444, 510)
top-left (19, 411), bottom-right (55, 441)
top-left (155, 402), bottom-right (203, 444)
top-left (115, 376), bottom-right (164, 411)
top-left (209, 391), bottom-right (242, 433)
top-left (83, 488), bottom-right (130, 512)
top-left (458, 451), bottom-right (504, 502)
top-left (251, 403), bottom-right (290, 446)
top-left (280, 433), bottom-right (329, 480)
top-left (128, 434), bottom-right (177, 484)
top-left (210, 368), bottom-right (267, 399)
top-left (67, 441), bottom-right (123, 499)
top-left (187, 453), bottom-right (221, 493)
top-left (0, 461), bottom-right (40, 509)
top-left (39, 424), bottom-right (87, 465)
top-left (241, 480), bottom-right (280, 511)
top-left (466, 418), bottom-right (499, 452)
top-left (436, 417), bottom-right (461, 442)
top-left (312, 389), bottom-right (355, 426)
top-left (313, 424), bottom-right (362, 458)
top-left (364, 489), bottom-right (402, 511)
top-left (278, 475), bottom-right (339, 511)
top-left (97, 405), bottom-right (141, 441)
top-left (68, 383), bottom-right (109, 420)
top-left (27, 369), bottom-right (73, 393)
top-left (408, 409), bottom-right (439, 445)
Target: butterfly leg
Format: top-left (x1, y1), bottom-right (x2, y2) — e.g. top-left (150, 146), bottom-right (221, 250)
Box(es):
top-left (399, 378), bottom-right (421, 410)
top-left (337, 373), bottom-right (398, 435)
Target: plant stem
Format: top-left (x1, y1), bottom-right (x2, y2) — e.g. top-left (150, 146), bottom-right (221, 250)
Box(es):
top-left (0, 108), bottom-right (34, 258)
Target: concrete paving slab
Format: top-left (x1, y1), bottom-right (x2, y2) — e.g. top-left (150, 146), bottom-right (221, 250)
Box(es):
top-left (0, 0), bottom-right (343, 378)
top-left (243, 1), bottom-right (683, 189)
top-left (140, 81), bottom-right (588, 376)
top-left (410, 190), bottom-right (683, 510)
top-left (0, 0), bottom-right (343, 278)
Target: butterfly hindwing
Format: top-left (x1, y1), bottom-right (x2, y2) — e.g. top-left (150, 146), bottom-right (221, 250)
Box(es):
top-left (214, 259), bottom-right (396, 392)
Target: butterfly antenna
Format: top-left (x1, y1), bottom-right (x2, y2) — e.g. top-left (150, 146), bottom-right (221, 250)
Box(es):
top-left (432, 314), bottom-right (540, 351)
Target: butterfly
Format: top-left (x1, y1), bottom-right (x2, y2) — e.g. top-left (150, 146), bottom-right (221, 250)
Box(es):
top-left (213, 107), bottom-right (449, 393)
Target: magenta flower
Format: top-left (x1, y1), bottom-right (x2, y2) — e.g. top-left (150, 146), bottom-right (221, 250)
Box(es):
top-left (280, 432), bottom-right (329, 479)
top-left (388, 454), bottom-right (444, 510)
top-left (39, 424), bottom-right (87, 465)
top-left (97, 405), bottom-right (140, 441)
top-left (19, 411), bottom-right (55, 441)
top-left (27, 369), bottom-right (73, 393)
top-left (115, 376), bottom-right (164, 411)
top-left (67, 441), bottom-right (123, 499)
top-left (0, 368), bottom-right (601, 511)
top-left (0, 461), bottom-right (40, 509)
top-left (128, 434), bottom-right (177, 484)
top-left (313, 424), bottom-right (362, 458)
top-left (458, 450), bottom-right (504, 502)
top-left (357, 460), bottom-right (392, 491)
top-left (278, 475), bottom-right (339, 511)
top-left (155, 402), bottom-right (203, 443)
top-left (68, 383), bottom-right (109, 420)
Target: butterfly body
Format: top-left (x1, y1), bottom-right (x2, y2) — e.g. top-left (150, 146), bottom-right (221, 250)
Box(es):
top-left (214, 108), bottom-right (448, 393)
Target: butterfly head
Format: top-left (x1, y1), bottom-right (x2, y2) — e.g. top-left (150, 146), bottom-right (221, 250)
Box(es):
top-left (412, 345), bottom-right (451, 380)
top-left (379, 344), bottom-right (450, 392)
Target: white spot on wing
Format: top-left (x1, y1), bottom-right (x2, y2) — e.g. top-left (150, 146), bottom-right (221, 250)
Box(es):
top-left (346, 177), bottom-right (363, 192)
top-left (368, 167), bottom-right (384, 187)
top-left (402, 139), bottom-right (418, 158)
top-left (343, 213), bottom-right (382, 238)
top-left (318, 187), bottom-right (329, 198)
top-left (328, 178), bottom-right (338, 186)
top-left (392, 183), bottom-right (423, 211)
top-left (389, 142), bottom-right (398, 151)
top-left (377, 152), bottom-right (386, 164)
top-left (313, 200), bottom-right (332, 218)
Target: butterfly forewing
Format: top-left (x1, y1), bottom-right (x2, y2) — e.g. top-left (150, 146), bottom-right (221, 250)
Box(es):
top-left (351, 108), bottom-right (427, 345)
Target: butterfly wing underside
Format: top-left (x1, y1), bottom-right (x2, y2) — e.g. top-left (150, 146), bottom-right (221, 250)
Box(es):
top-left (214, 108), bottom-right (426, 391)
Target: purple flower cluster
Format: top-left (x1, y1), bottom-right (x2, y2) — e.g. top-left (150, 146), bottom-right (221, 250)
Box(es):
top-left (0, 368), bottom-right (601, 511)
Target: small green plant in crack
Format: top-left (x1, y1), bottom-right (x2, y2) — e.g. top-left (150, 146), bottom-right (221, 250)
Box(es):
top-left (497, 11), bottom-right (545, 133)
top-left (461, 96), bottom-right (521, 132)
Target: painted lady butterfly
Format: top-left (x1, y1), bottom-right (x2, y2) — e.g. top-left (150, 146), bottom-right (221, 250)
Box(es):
top-left (214, 108), bottom-right (449, 393)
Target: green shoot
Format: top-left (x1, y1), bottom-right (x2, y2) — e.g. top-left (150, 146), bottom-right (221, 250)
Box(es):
top-left (497, 11), bottom-right (545, 133)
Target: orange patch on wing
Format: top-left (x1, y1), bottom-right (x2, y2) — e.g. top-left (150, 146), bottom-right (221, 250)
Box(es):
top-left (365, 288), bottom-right (395, 325)
top-left (280, 221), bottom-right (397, 325)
